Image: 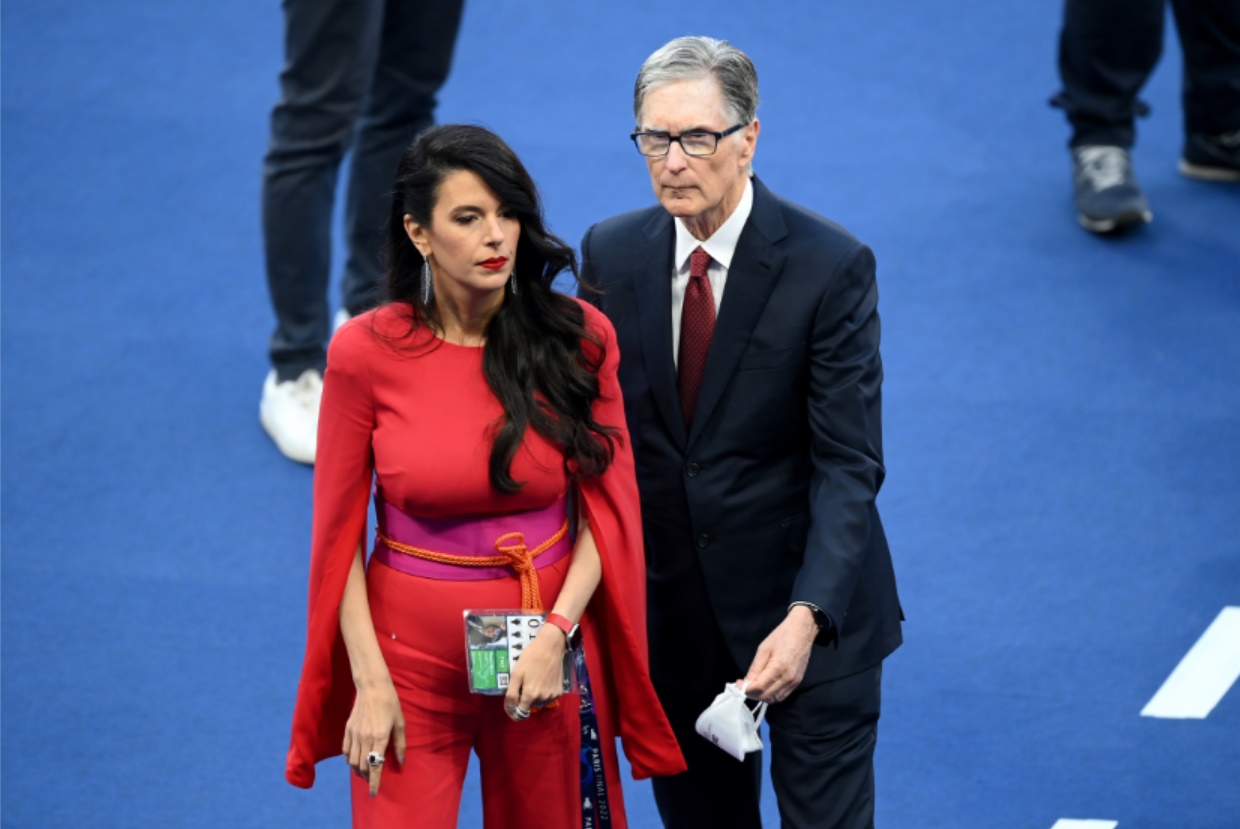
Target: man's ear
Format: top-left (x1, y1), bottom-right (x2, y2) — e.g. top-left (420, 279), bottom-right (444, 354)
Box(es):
top-left (740, 119), bottom-right (760, 168)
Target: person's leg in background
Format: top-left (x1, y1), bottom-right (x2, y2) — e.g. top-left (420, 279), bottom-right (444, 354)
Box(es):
top-left (1056, 0), bottom-right (1166, 148)
top-left (1171, 0), bottom-right (1240, 180)
top-left (339, 0), bottom-right (464, 320)
top-left (260, 0), bottom-right (383, 463)
top-left (1051, 0), bottom-right (1166, 232)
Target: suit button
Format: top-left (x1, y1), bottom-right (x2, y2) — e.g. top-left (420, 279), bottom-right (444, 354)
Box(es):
top-left (697, 534), bottom-right (710, 549)
top-left (685, 463), bottom-right (700, 477)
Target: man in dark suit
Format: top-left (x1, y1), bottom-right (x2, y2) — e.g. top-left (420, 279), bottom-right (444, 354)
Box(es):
top-left (580, 37), bottom-right (903, 829)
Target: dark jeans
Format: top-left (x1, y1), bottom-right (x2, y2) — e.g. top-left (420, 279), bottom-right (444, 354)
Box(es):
top-left (1053, 0), bottom-right (1240, 148)
top-left (262, 0), bottom-right (463, 380)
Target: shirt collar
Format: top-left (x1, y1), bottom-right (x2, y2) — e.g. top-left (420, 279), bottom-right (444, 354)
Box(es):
top-left (674, 177), bottom-right (754, 273)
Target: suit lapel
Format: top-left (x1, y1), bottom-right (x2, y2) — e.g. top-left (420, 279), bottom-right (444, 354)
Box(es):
top-left (688, 179), bottom-right (788, 448)
top-left (633, 211), bottom-right (688, 448)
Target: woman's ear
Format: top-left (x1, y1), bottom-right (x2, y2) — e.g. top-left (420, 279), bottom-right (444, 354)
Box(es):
top-left (404, 215), bottom-right (430, 257)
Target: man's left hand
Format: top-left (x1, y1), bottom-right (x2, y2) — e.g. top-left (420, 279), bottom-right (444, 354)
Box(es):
top-left (741, 605), bottom-right (818, 703)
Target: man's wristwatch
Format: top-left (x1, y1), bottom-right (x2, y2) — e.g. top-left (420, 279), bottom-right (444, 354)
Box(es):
top-left (544, 613), bottom-right (582, 650)
top-left (788, 601), bottom-right (831, 632)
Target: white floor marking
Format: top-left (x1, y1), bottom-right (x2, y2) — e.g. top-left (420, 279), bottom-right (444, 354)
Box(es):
top-left (1141, 606), bottom-right (1240, 720)
top-left (1050, 821), bottom-right (1118, 829)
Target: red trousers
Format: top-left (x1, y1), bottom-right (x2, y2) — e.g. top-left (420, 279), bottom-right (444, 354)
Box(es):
top-left (350, 554), bottom-right (627, 829)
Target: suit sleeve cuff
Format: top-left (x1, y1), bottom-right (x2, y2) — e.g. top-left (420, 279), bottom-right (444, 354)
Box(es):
top-left (788, 601), bottom-right (838, 648)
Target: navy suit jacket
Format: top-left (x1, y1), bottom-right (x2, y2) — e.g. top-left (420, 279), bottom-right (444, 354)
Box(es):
top-left (580, 177), bottom-right (902, 687)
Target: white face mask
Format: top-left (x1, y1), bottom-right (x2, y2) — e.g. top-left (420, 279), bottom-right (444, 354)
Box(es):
top-left (694, 682), bottom-right (768, 761)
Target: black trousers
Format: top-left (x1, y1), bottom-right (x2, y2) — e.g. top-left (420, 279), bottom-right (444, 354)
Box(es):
top-left (651, 624), bottom-right (882, 829)
top-left (1053, 0), bottom-right (1240, 147)
top-left (261, 0), bottom-right (463, 380)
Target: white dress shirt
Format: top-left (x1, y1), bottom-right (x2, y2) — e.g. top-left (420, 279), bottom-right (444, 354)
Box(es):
top-left (671, 178), bottom-right (754, 367)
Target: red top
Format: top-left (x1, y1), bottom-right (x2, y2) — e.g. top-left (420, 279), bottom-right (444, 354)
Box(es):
top-left (285, 299), bottom-right (685, 787)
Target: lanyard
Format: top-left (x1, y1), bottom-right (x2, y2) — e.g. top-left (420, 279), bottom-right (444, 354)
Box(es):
top-left (575, 650), bottom-right (611, 829)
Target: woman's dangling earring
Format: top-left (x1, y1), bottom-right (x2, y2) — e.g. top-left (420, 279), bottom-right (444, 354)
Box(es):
top-left (420, 259), bottom-right (433, 306)
top-left (508, 270), bottom-right (518, 296)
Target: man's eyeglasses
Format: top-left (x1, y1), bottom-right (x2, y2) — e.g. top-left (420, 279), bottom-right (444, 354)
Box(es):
top-left (630, 123), bottom-right (749, 157)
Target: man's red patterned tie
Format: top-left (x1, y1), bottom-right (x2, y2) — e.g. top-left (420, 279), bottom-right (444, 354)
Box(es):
top-left (678, 246), bottom-right (715, 425)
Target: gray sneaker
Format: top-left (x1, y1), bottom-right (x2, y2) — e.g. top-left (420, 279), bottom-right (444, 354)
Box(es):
top-left (1072, 145), bottom-right (1153, 234)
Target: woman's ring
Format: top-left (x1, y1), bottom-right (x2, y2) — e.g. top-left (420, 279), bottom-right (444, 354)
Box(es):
top-left (366, 751), bottom-right (384, 767)
top-left (514, 705), bottom-right (531, 720)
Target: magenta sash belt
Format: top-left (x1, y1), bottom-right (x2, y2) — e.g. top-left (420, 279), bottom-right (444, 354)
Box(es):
top-left (371, 495), bottom-right (571, 583)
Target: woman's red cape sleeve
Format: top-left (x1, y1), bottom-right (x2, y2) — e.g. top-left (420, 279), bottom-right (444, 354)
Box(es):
top-left (285, 321), bottom-right (375, 788)
top-left (576, 300), bottom-right (687, 779)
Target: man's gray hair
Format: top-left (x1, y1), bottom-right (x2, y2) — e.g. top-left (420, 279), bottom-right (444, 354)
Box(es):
top-left (633, 36), bottom-right (759, 127)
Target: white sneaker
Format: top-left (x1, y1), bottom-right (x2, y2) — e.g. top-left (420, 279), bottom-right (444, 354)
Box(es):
top-left (259, 368), bottom-right (323, 465)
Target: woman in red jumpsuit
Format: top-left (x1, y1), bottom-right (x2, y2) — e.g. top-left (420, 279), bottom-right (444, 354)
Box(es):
top-left (285, 124), bottom-right (685, 828)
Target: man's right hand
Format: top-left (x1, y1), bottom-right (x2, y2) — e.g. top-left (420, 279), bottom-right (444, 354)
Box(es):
top-left (740, 605), bottom-right (819, 703)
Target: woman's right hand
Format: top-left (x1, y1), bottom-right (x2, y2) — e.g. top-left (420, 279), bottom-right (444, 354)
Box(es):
top-left (342, 679), bottom-right (406, 797)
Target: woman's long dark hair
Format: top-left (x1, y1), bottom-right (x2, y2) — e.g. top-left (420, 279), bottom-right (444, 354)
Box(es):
top-left (383, 124), bottom-right (614, 494)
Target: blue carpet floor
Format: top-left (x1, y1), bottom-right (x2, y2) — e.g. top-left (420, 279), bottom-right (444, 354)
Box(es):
top-left (3, 2), bottom-right (1238, 827)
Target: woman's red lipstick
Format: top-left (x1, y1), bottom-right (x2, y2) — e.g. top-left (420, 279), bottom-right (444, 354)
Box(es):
top-left (479, 257), bottom-right (508, 270)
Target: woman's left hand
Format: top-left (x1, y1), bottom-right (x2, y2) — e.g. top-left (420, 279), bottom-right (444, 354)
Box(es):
top-left (503, 625), bottom-right (567, 721)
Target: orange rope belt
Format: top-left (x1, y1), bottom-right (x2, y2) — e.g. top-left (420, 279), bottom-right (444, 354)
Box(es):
top-left (376, 519), bottom-right (569, 612)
